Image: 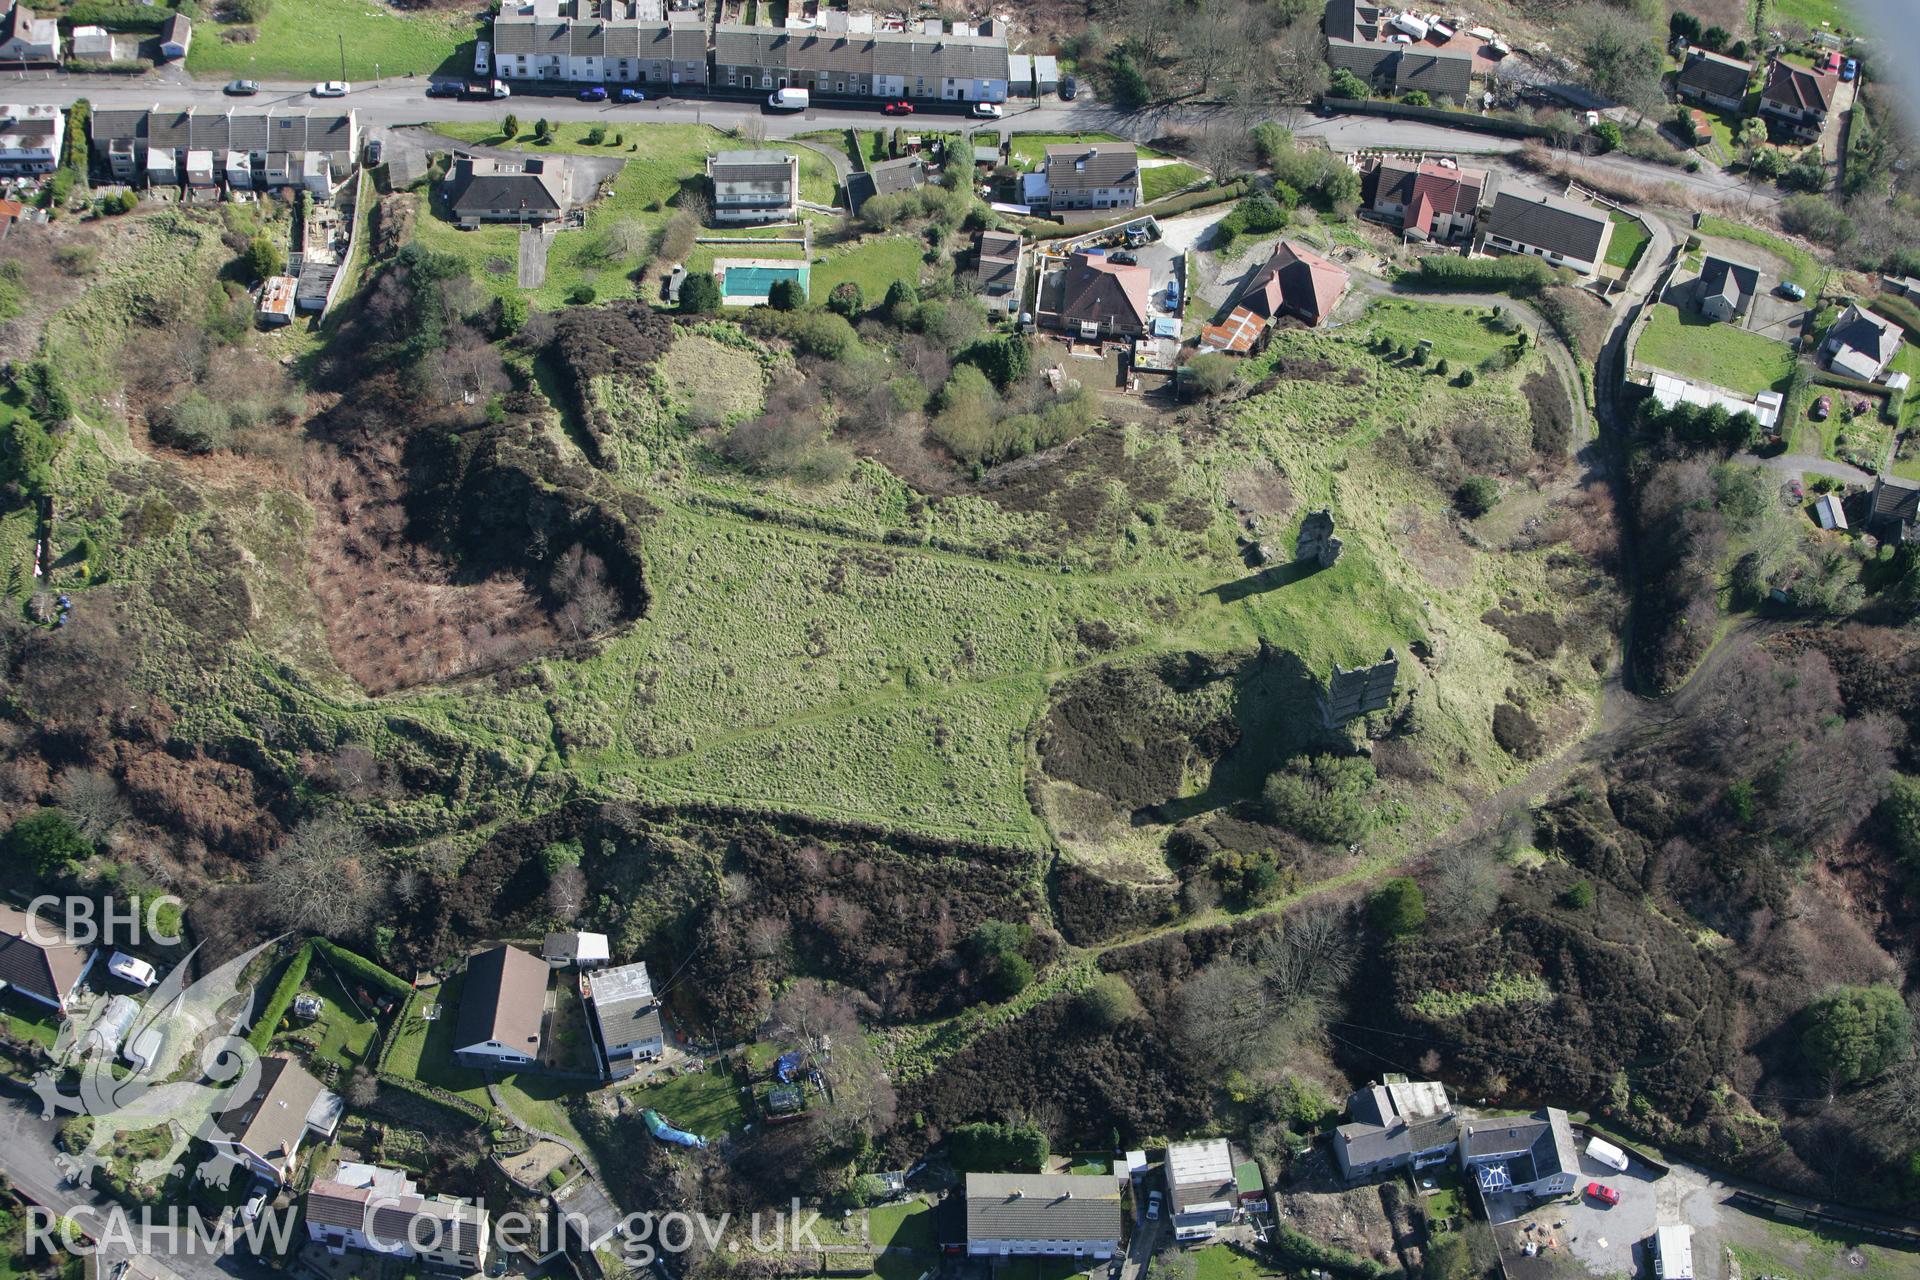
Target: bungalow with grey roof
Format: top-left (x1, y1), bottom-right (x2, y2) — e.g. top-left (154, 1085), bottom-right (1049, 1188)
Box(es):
top-left (1675, 49), bottom-right (1752, 113)
top-left (1480, 190), bottom-right (1614, 276)
top-left (444, 155), bottom-right (568, 226)
top-left (1824, 303), bottom-right (1904, 382)
top-left (707, 149), bottom-right (799, 223)
top-left (1697, 255), bottom-right (1760, 323)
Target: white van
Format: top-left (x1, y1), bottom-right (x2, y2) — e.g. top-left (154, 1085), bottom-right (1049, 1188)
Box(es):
top-left (767, 87), bottom-right (810, 111)
top-left (1585, 1136), bottom-right (1630, 1172)
top-left (475, 39), bottom-right (491, 76)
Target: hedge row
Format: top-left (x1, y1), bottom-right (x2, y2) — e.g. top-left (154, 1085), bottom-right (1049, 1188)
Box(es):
top-left (1870, 292), bottom-right (1920, 338)
top-left (1326, 95), bottom-right (1560, 140)
top-left (313, 938), bottom-right (412, 998)
top-left (247, 941), bottom-right (312, 1053)
top-left (1810, 367), bottom-right (1903, 424)
top-left (1403, 254), bottom-right (1562, 296)
top-left (1026, 180), bottom-right (1247, 240)
top-left (65, 3), bottom-right (184, 31)
top-left (375, 1071), bottom-right (492, 1123)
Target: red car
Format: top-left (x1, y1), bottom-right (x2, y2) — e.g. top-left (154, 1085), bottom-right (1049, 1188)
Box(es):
top-left (1811, 395), bottom-right (1833, 421)
top-left (1585, 1182), bottom-right (1620, 1206)
top-left (882, 100), bottom-right (914, 115)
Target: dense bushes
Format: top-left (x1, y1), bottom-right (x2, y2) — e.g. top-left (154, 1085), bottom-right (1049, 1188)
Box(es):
top-left (248, 942), bottom-right (313, 1052)
top-left (1800, 986), bottom-right (1913, 1085)
top-left (1406, 255), bottom-right (1561, 295)
top-left (1214, 190), bottom-right (1295, 249)
top-left (948, 1120), bottom-right (1049, 1171)
top-left (313, 938), bottom-right (412, 998)
top-left (1263, 754), bottom-right (1380, 844)
top-left (3, 809), bottom-right (91, 877)
top-left (1368, 878), bottom-right (1426, 938)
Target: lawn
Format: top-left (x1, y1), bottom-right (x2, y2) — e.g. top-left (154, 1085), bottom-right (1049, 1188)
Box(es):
top-left (1697, 214), bottom-right (1822, 291)
top-left (418, 122), bottom-right (842, 309)
top-left (1605, 210), bottom-right (1651, 273)
top-left (383, 977), bottom-right (492, 1106)
top-left (1763, 0), bottom-right (1861, 36)
top-left (1636, 303), bottom-right (1797, 395)
top-left (1, 994), bottom-right (58, 1049)
top-left (1192, 1245), bottom-right (1286, 1280)
top-left (302, 969), bottom-right (380, 1069)
top-left (1142, 163), bottom-right (1206, 202)
top-left (618, 1058), bottom-right (745, 1138)
top-left (1007, 132), bottom-right (1170, 169)
top-left (810, 236), bottom-right (925, 302)
top-left (187, 0), bottom-right (472, 81)
top-left (494, 1074), bottom-right (587, 1148)
top-left (867, 1200), bottom-right (935, 1250)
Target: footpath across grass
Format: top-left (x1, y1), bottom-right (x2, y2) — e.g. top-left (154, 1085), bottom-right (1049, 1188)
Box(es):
top-left (187, 0), bottom-right (471, 81)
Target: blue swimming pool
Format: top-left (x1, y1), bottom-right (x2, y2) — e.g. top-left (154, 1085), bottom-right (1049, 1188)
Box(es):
top-left (722, 263), bottom-right (809, 302)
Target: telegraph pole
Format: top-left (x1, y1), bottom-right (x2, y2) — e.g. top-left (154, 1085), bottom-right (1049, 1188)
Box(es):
top-left (338, 33), bottom-right (347, 84)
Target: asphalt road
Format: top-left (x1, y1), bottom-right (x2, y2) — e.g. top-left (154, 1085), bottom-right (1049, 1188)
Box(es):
top-left (0, 1091), bottom-right (260, 1280)
top-left (0, 68), bottom-right (1774, 208)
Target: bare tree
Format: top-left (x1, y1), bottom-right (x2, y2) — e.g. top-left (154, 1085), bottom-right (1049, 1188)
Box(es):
top-left (57, 768), bottom-right (130, 843)
top-left (1268, 17), bottom-right (1332, 128)
top-left (1196, 125), bottom-right (1252, 185)
top-left (260, 818), bottom-right (386, 940)
top-left (1176, 909), bottom-right (1354, 1070)
top-left (1428, 842), bottom-right (1501, 928)
top-left (345, 1068), bottom-right (379, 1109)
top-left (546, 863), bottom-right (587, 923)
top-left (763, 980), bottom-right (896, 1148)
top-left (552, 545), bottom-right (621, 639)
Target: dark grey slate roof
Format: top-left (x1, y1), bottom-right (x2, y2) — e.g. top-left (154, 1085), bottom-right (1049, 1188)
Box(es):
top-left (1677, 50), bottom-right (1752, 101)
top-left (1700, 255), bottom-right (1759, 308)
top-left (964, 1173), bottom-right (1122, 1244)
top-left (1484, 190), bottom-right (1611, 261)
top-left (1326, 36), bottom-right (1397, 81)
top-left (1324, 0), bottom-right (1382, 41)
top-left (1045, 142), bottom-right (1137, 193)
top-left (1871, 476), bottom-right (1920, 523)
top-left (1395, 48), bottom-right (1473, 101)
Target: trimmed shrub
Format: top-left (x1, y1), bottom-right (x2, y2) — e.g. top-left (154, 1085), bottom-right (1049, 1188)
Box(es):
top-left (248, 941), bottom-right (313, 1052)
top-left (313, 938), bottom-right (412, 998)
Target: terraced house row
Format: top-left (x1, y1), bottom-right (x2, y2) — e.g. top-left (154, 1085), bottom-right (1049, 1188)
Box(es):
top-left (489, 0), bottom-right (1012, 101)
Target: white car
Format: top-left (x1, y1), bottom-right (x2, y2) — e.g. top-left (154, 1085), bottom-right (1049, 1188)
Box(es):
top-left (971, 101), bottom-right (1003, 118)
top-left (313, 81), bottom-right (351, 97)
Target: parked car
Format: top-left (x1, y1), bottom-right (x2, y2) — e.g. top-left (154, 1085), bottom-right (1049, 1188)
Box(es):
top-left (365, 139), bottom-right (382, 165)
top-left (1777, 280), bottom-right (1806, 301)
top-left (971, 101), bottom-right (1003, 118)
top-left (223, 79), bottom-right (260, 96)
top-left (1059, 74), bottom-right (1077, 100)
top-left (882, 100), bottom-right (914, 115)
top-left (1842, 57), bottom-right (1858, 81)
top-left (1107, 251), bottom-right (1137, 265)
top-left (1145, 1191), bottom-right (1162, 1221)
top-left (1812, 395), bottom-right (1833, 421)
top-left (313, 80), bottom-right (351, 97)
top-left (1787, 477), bottom-right (1806, 501)
top-left (578, 85), bottom-right (608, 101)
top-left (617, 87), bottom-right (646, 102)
top-left (1585, 1182), bottom-right (1620, 1206)
top-left (425, 80), bottom-right (461, 98)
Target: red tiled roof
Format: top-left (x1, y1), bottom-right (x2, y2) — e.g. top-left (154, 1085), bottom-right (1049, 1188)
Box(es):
top-left (1240, 241), bottom-right (1350, 326)
top-left (1059, 252), bottom-right (1151, 330)
top-left (1762, 59), bottom-right (1833, 113)
top-left (1406, 190), bottom-right (1436, 238)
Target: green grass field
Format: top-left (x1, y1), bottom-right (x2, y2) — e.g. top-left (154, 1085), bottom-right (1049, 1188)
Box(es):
top-left (1696, 214), bottom-right (1822, 291)
top-left (384, 977), bottom-right (493, 1106)
top-left (1636, 304), bottom-right (1797, 395)
top-left (1142, 163), bottom-right (1206, 202)
top-left (811, 236), bottom-right (925, 302)
top-left (1, 994), bottom-right (59, 1049)
top-left (494, 1074), bottom-right (588, 1147)
top-left (1606, 210), bottom-right (1651, 273)
top-left (419, 123), bottom-right (841, 310)
top-left (187, 0), bottom-right (472, 81)
top-left (1192, 1245), bottom-right (1286, 1280)
top-left (1761, 0), bottom-right (1860, 36)
top-left (302, 970), bottom-right (380, 1069)
top-left (619, 1058), bottom-right (745, 1137)
top-left (1007, 133), bottom-right (1171, 170)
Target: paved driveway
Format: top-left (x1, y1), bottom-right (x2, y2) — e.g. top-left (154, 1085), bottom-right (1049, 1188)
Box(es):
top-left (1494, 1152), bottom-right (1661, 1280)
